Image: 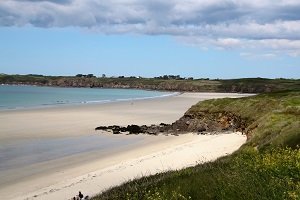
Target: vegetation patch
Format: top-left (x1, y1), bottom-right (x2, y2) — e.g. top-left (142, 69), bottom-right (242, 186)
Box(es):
top-left (95, 147), bottom-right (300, 200)
top-left (186, 90), bottom-right (300, 149)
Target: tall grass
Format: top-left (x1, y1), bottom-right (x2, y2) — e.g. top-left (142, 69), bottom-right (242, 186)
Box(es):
top-left (95, 147), bottom-right (300, 200)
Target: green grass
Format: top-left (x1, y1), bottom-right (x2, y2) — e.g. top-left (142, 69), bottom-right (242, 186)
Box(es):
top-left (187, 90), bottom-right (300, 149)
top-left (93, 91), bottom-right (300, 200)
top-left (95, 148), bottom-right (300, 200)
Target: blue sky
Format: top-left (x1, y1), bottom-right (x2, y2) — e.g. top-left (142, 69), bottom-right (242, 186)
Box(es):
top-left (0, 0), bottom-right (300, 79)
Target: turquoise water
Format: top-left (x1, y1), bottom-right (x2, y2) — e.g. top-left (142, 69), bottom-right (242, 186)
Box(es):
top-left (0, 85), bottom-right (173, 110)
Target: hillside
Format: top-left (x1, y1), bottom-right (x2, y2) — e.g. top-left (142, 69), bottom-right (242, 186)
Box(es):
top-left (0, 74), bottom-right (299, 93)
top-left (93, 91), bottom-right (300, 200)
top-left (185, 90), bottom-right (300, 149)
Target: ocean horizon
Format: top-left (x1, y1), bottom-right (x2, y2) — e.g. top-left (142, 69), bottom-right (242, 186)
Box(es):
top-left (0, 85), bottom-right (175, 111)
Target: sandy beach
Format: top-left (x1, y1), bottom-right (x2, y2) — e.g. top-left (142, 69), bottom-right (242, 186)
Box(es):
top-left (0, 92), bottom-right (251, 200)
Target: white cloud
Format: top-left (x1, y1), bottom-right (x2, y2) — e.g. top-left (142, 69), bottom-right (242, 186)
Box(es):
top-left (1, 0), bottom-right (300, 56)
top-left (240, 52), bottom-right (278, 60)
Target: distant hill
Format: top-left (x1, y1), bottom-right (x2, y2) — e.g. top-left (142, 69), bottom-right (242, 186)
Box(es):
top-left (1, 74), bottom-right (299, 93)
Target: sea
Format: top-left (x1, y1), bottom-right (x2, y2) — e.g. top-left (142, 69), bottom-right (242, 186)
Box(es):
top-left (0, 84), bottom-right (175, 110)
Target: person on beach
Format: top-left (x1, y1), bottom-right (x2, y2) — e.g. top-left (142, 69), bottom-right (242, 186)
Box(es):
top-left (79, 191), bottom-right (84, 199)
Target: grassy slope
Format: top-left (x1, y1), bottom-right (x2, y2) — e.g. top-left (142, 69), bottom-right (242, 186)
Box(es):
top-left (220, 78), bottom-right (300, 93)
top-left (187, 90), bottom-right (300, 149)
top-left (94, 91), bottom-right (300, 200)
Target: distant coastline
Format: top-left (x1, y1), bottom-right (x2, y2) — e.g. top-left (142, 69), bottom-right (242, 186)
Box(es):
top-left (1, 74), bottom-right (299, 93)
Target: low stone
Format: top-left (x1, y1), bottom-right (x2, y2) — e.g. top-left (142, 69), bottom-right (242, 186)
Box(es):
top-left (198, 127), bottom-right (206, 132)
top-left (113, 129), bottom-right (121, 134)
top-left (127, 124), bottom-right (142, 134)
top-left (95, 126), bottom-right (108, 130)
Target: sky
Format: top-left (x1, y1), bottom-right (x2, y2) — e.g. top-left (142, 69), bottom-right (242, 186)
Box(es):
top-left (0, 0), bottom-right (299, 79)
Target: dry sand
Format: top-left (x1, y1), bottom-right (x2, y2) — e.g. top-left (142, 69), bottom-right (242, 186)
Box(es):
top-left (0, 92), bottom-right (252, 200)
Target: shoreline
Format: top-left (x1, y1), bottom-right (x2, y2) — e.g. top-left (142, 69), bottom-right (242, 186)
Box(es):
top-left (0, 85), bottom-right (180, 112)
top-left (0, 92), bottom-right (253, 113)
top-left (13, 133), bottom-right (246, 200)
top-left (0, 92), bottom-right (252, 199)
top-left (1, 134), bottom-right (196, 199)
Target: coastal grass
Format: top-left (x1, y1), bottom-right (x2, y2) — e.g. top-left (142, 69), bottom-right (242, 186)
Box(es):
top-left (93, 91), bottom-right (300, 200)
top-left (187, 90), bottom-right (300, 149)
top-left (95, 147), bottom-right (300, 200)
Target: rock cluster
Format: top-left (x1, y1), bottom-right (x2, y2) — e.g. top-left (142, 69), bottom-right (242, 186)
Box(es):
top-left (95, 112), bottom-right (247, 135)
top-left (173, 112), bottom-right (246, 133)
top-left (95, 123), bottom-right (171, 135)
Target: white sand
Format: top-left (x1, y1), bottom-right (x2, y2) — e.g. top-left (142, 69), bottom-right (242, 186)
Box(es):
top-left (0, 92), bottom-right (251, 200)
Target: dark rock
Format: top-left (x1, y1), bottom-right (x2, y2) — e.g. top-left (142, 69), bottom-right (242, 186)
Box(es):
top-left (119, 127), bottom-right (127, 132)
top-left (95, 126), bottom-right (108, 130)
top-left (198, 127), bottom-right (206, 132)
top-left (111, 126), bottom-right (120, 131)
top-left (127, 125), bottom-right (143, 134)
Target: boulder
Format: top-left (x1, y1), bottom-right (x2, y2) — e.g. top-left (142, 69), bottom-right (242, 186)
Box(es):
top-left (127, 125), bottom-right (143, 134)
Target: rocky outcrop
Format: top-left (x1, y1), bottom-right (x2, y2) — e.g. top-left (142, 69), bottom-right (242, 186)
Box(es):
top-left (95, 112), bottom-right (247, 136)
top-left (95, 123), bottom-right (171, 135)
top-left (173, 112), bottom-right (247, 133)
